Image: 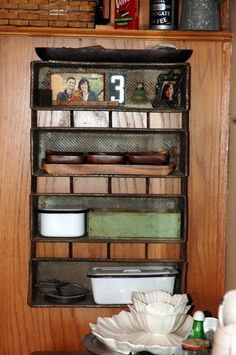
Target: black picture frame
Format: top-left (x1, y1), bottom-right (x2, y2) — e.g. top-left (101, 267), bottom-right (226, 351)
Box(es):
top-left (151, 69), bottom-right (185, 109)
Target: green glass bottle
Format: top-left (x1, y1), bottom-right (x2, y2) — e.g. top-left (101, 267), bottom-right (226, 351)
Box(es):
top-left (189, 310), bottom-right (206, 339)
top-left (182, 311), bottom-right (210, 353)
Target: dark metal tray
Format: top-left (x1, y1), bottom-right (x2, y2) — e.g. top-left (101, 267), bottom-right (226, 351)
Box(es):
top-left (35, 47), bottom-right (193, 63)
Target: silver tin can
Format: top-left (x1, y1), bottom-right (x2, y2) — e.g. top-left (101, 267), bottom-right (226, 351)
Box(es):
top-left (149, 0), bottom-right (178, 30)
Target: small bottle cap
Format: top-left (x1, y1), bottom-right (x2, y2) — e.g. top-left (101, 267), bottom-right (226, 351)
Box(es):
top-left (193, 310), bottom-right (205, 321)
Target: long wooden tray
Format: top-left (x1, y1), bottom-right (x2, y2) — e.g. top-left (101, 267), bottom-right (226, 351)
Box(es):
top-left (42, 162), bottom-right (175, 176)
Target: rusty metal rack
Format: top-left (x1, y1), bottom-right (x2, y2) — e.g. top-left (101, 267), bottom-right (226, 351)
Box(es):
top-left (29, 58), bottom-right (190, 307)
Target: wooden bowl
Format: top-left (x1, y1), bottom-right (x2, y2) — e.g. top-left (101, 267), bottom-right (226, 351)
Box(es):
top-left (87, 152), bottom-right (127, 165)
top-left (127, 151), bottom-right (170, 165)
top-left (45, 150), bottom-right (85, 164)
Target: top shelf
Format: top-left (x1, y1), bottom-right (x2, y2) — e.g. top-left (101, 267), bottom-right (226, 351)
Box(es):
top-left (0, 26), bottom-right (232, 42)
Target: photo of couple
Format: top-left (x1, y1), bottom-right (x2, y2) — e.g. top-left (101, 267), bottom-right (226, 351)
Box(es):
top-left (51, 73), bottom-right (104, 104)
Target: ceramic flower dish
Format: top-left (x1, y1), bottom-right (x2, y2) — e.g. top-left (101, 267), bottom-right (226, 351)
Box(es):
top-left (131, 289), bottom-right (189, 306)
top-left (90, 290), bottom-right (193, 355)
top-left (129, 298), bottom-right (191, 315)
top-left (90, 312), bottom-right (193, 354)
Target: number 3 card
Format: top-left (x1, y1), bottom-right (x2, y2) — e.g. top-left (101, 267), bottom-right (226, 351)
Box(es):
top-left (108, 74), bottom-right (126, 104)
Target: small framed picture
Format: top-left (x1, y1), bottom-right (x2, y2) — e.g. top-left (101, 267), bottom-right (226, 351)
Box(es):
top-left (151, 70), bottom-right (185, 109)
top-left (51, 73), bottom-right (104, 105)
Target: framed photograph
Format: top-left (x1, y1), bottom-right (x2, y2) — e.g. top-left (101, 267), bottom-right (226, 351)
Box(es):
top-left (51, 73), bottom-right (104, 105)
top-left (151, 70), bottom-right (185, 109)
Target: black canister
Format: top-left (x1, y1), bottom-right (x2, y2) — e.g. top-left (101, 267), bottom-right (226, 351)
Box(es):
top-left (149, 0), bottom-right (178, 30)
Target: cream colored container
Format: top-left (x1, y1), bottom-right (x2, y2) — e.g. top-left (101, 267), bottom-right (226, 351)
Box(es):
top-left (39, 208), bottom-right (88, 237)
top-left (87, 266), bottom-right (178, 304)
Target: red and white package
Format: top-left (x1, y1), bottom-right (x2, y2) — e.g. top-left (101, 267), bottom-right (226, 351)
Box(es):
top-left (114, 0), bottom-right (139, 29)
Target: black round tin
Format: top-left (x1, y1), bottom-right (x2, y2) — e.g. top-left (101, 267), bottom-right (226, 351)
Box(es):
top-left (149, 0), bottom-right (178, 30)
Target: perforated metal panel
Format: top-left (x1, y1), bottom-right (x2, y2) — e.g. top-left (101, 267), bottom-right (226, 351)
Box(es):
top-left (32, 128), bottom-right (188, 174)
top-left (29, 259), bottom-right (185, 307)
top-left (31, 61), bottom-right (189, 110)
top-left (35, 194), bottom-right (184, 211)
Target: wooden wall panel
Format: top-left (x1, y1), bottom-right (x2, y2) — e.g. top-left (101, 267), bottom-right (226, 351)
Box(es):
top-left (112, 112), bottom-right (147, 128)
top-left (111, 177), bottom-right (147, 194)
top-left (73, 177), bottom-right (108, 193)
top-left (36, 242), bottom-right (69, 257)
top-left (72, 243), bottom-right (107, 259)
top-left (0, 34), bottom-right (230, 354)
top-left (110, 243), bottom-right (145, 259)
top-left (149, 178), bottom-right (181, 194)
top-left (147, 243), bottom-right (181, 260)
top-left (149, 112), bottom-right (182, 129)
top-left (37, 111), bottom-right (71, 127)
top-left (37, 177), bottom-right (70, 193)
top-left (73, 111), bottom-right (109, 127)
top-left (182, 40), bottom-right (229, 315)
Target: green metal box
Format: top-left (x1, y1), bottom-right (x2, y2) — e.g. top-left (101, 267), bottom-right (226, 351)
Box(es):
top-left (88, 210), bottom-right (181, 240)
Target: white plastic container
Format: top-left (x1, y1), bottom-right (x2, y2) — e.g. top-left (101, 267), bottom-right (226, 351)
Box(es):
top-left (87, 266), bottom-right (178, 304)
top-left (39, 208), bottom-right (88, 237)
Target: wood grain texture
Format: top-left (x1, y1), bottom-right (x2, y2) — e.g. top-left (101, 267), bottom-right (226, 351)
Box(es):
top-left (37, 177), bottom-right (70, 193)
top-left (42, 162), bottom-right (175, 176)
top-left (110, 243), bottom-right (145, 259)
top-left (149, 178), bottom-right (181, 195)
top-left (73, 111), bottom-right (109, 127)
top-left (0, 33), bottom-right (231, 354)
top-left (149, 112), bottom-right (182, 129)
top-left (73, 177), bottom-right (108, 193)
top-left (226, 5), bottom-right (236, 290)
top-left (37, 111), bottom-right (71, 127)
top-left (36, 243), bottom-right (70, 258)
top-left (147, 243), bottom-right (181, 260)
top-left (0, 27), bottom-right (231, 40)
top-left (112, 112), bottom-right (147, 128)
top-left (186, 40), bottom-right (230, 315)
top-left (111, 177), bottom-right (146, 194)
top-left (72, 243), bottom-right (107, 259)
top-left (220, 0), bottom-right (229, 31)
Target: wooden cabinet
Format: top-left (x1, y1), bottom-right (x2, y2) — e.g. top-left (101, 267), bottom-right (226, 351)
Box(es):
top-left (29, 58), bottom-right (190, 307)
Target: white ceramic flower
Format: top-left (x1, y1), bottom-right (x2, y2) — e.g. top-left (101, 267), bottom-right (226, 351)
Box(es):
top-left (89, 291), bottom-right (192, 355)
top-left (90, 313), bottom-right (193, 354)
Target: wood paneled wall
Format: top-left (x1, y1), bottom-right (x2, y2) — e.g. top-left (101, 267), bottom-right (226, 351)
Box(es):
top-left (226, 2), bottom-right (236, 290)
top-left (0, 34), bottom-right (230, 354)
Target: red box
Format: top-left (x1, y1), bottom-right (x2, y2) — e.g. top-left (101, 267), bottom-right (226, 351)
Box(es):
top-left (114, 0), bottom-right (139, 29)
